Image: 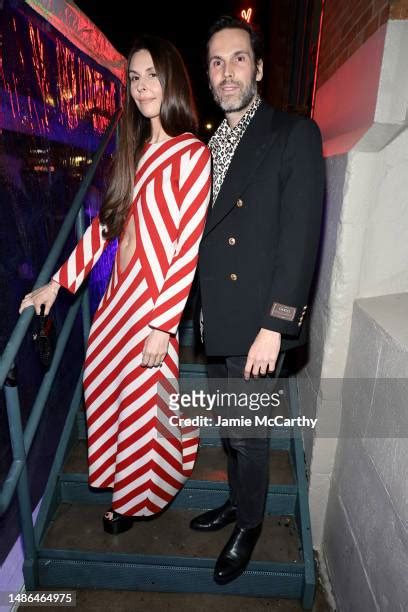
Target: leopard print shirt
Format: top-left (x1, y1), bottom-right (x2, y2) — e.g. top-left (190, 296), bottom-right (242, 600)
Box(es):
top-left (208, 94), bottom-right (261, 206)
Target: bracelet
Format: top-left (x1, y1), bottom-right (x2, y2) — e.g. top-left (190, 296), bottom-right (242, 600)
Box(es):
top-left (48, 281), bottom-right (59, 296)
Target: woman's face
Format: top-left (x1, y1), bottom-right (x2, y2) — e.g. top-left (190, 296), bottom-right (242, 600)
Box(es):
top-left (129, 49), bottom-right (163, 120)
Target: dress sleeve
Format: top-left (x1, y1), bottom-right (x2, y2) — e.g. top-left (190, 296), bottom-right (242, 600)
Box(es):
top-left (148, 143), bottom-right (211, 335)
top-left (51, 215), bottom-right (109, 294)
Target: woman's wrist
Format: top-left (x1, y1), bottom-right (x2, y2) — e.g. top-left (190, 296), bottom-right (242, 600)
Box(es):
top-left (48, 279), bottom-right (60, 295)
top-left (150, 325), bottom-right (170, 336)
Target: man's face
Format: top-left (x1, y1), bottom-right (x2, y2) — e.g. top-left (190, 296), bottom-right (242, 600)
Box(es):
top-left (207, 28), bottom-right (263, 114)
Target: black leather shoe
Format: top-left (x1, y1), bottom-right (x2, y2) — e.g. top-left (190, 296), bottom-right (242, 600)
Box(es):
top-left (189, 499), bottom-right (237, 531)
top-left (103, 508), bottom-right (134, 534)
top-left (213, 522), bottom-right (263, 584)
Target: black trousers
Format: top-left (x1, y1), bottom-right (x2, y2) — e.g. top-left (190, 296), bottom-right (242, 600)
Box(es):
top-left (206, 354), bottom-right (284, 529)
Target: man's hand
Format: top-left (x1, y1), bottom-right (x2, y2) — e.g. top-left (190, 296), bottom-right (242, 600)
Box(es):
top-left (244, 328), bottom-right (281, 380)
top-left (142, 328), bottom-right (170, 367)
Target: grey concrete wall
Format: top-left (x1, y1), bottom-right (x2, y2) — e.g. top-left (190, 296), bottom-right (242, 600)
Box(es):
top-left (322, 295), bottom-right (408, 611)
top-left (298, 153), bottom-right (347, 472)
top-left (359, 128), bottom-right (408, 297)
top-left (300, 19), bottom-right (408, 553)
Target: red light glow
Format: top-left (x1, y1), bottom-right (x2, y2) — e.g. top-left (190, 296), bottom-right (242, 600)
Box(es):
top-left (1, 16), bottom-right (118, 137)
top-left (311, 0), bottom-right (325, 118)
top-left (241, 8), bottom-right (253, 23)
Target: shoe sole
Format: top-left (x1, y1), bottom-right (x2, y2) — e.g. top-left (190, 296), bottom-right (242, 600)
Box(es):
top-left (103, 517), bottom-right (134, 535)
top-left (213, 564), bottom-right (247, 585)
top-left (189, 516), bottom-right (237, 532)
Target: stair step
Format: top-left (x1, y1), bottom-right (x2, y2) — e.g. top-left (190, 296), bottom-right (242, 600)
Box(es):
top-left (76, 416), bottom-right (293, 449)
top-left (59, 476), bottom-right (297, 515)
top-left (63, 440), bottom-right (295, 485)
top-left (42, 504), bottom-right (301, 563)
top-left (59, 440), bottom-right (297, 514)
top-left (179, 362), bottom-right (208, 377)
top-left (179, 344), bottom-right (207, 364)
top-left (179, 319), bottom-right (195, 347)
top-left (18, 587), bottom-right (329, 612)
top-left (36, 503), bottom-right (305, 598)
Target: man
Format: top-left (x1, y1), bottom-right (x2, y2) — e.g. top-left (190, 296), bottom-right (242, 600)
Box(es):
top-left (190, 16), bottom-right (325, 585)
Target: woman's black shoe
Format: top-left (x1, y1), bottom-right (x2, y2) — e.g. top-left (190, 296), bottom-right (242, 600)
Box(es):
top-left (103, 508), bottom-right (134, 534)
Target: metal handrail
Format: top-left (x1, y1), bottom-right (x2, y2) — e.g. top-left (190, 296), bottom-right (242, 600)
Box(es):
top-left (0, 296), bottom-right (82, 514)
top-left (0, 107), bottom-right (122, 519)
top-left (0, 108), bottom-right (121, 389)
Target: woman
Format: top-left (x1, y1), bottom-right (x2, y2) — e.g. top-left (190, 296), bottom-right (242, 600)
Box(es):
top-left (19, 35), bottom-right (211, 534)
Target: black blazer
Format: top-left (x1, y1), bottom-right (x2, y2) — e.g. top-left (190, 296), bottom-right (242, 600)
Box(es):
top-left (197, 100), bottom-right (325, 356)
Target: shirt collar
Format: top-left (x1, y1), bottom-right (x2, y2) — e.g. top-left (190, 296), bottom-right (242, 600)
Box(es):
top-left (208, 94), bottom-right (262, 206)
top-left (213, 94), bottom-right (262, 144)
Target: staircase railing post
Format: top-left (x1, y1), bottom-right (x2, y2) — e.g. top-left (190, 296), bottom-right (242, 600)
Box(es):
top-left (115, 122), bottom-right (120, 150)
top-left (4, 365), bottom-right (38, 589)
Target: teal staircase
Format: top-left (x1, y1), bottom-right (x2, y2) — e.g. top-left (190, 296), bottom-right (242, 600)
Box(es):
top-left (0, 112), bottom-right (316, 609)
top-left (30, 322), bottom-right (316, 609)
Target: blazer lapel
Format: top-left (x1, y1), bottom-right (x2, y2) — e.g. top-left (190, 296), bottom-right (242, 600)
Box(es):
top-left (203, 101), bottom-right (278, 238)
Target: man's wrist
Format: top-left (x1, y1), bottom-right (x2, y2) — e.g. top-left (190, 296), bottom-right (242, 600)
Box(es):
top-left (260, 328), bottom-right (281, 338)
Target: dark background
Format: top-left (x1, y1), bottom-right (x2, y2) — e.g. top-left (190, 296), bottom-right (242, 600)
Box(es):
top-left (74, 0), bottom-right (323, 127)
top-left (75, 0), bottom-right (272, 131)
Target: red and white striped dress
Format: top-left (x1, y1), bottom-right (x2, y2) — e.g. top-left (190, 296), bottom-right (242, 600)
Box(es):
top-left (52, 133), bottom-right (211, 516)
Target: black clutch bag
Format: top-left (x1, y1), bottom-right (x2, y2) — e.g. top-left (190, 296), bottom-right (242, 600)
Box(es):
top-left (32, 304), bottom-right (56, 368)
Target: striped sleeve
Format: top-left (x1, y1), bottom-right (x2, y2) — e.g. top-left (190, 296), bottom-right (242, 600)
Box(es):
top-left (51, 215), bottom-right (108, 294)
top-left (148, 143), bottom-right (211, 335)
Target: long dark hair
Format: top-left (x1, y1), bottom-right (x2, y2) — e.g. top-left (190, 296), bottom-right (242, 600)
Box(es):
top-left (100, 35), bottom-right (198, 240)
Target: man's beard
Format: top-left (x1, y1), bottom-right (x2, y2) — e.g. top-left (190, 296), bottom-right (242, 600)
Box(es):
top-left (211, 75), bottom-right (257, 114)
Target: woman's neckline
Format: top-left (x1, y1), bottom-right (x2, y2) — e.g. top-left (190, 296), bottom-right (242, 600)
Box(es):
top-left (144, 132), bottom-right (192, 147)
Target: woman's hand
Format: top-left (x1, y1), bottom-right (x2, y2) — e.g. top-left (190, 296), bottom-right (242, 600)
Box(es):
top-left (142, 328), bottom-right (170, 367)
top-left (19, 280), bottom-right (60, 316)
